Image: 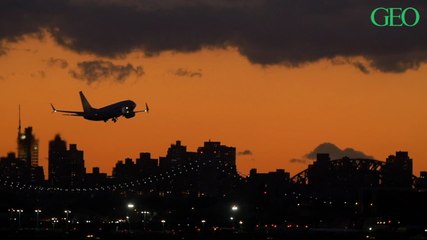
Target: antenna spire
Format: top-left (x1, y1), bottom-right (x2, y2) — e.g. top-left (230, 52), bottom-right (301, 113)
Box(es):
top-left (18, 104), bottom-right (21, 134)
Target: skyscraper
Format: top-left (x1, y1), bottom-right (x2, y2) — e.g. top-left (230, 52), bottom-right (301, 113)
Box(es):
top-left (159, 140), bottom-right (188, 171)
top-left (48, 135), bottom-right (86, 187)
top-left (136, 152), bottom-right (158, 177)
top-left (17, 127), bottom-right (39, 168)
top-left (112, 158), bottom-right (138, 181)
top-left (197, 140), bottom-right (236, 167)
top-left (68, 144), bottom-right (86, 186)
top-left (48, 134), bottom-right (67, 186)
top-left (0, 152), bottom-right (28, 182)
top-left (16, 107), bottom-right (44, 183)
top-left (196, 140), bottom-right (237, 196)
top-left (383, 151), bottom-right (413, 189)
top-left (17, 106), bottom-right (39, 168)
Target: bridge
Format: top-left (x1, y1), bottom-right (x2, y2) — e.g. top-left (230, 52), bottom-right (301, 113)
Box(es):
top-left (290, 157), bottom-right (418, 188)
top-left (0, 157), bottom-right (420, 193)
top-left (0, 159), bottom-right (243, 193)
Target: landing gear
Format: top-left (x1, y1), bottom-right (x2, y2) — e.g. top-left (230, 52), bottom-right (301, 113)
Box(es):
top-left (103, 118), bottom-right (117, 123)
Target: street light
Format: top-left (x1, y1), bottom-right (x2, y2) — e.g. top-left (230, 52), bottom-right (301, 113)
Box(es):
top-left (16, 209), bottom-right (23, 229)
top-left (161, 219), bottom-right (166, 232)
top-left (64, 210), bottom-right (71, 231)
top-left (231, 205), bottom-right (238, 211)
top-left (239, 221), bottom-right (243, 232)
top-left (141, 211), bottom-right (149, 231)
top-left (231, 205), bottom-right (238, 229)
top-left (34, 209), bottom-right (41, 230)
top-left (51, 218), bottom-right (58, 231)
top-left (8, 209), bottom-right (15, 227)
top-left (201, 219), bottom-right (206, 229)
top-left (127, 203), bottom-right (135, 232)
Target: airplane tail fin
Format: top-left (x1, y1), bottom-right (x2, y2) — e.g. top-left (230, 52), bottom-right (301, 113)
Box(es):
top-left (79, 91), bottom-right (93, 112)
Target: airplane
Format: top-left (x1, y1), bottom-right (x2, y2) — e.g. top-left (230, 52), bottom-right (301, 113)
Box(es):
top-left (51, 91), bottom-right (149, 122)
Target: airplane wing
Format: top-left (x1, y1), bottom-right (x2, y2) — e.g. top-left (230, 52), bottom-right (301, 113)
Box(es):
top-left (134, 103), bottom-right (149, 113)
top-left (51, 104), bottom-right (84, 116)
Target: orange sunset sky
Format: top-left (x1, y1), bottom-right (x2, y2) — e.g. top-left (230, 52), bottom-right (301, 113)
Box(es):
top-left (1, 0), bottom-right (427, 177)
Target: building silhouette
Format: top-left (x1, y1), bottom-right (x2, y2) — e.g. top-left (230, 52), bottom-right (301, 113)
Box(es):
top-left (68, 144), bottom-right (86, 186)
top-left (15, 107), bottom-right (44, 183)
top-left (136, 152), bottom-right (158, 177)
top-left (85, 167), bottom-right (108, 187)
top-left (0, 152), bottom-right (29, 182)
top-left (17, 126), bottom-right (44, 184)
top-left (48, 134), bottom-right (67, 186)
top-left (159, 140), bottom-right (188, 171)
top-left (17, 126), bottom-right (39, 168)
top-left (304, 152), bottom-right (414, 193)
top-left (195, 140), bottom-right (237, 196)
top-left (248, 168), bottom-right (291, 197)
top-left (4, 133), bottom-right (427, 235)
top-left (306, 153), bottom-right (382, 199)
top-left (0, 125), bottom-right (44, 184)
top-left (416, 171), bottom-right (427, 191)
top-left (382, 151), bottom-right (413, 189)
top-left (48, 135), bottom-right (86, 187)
top-left (110, 140), bottom-right (238, 197)
top-left (245, 169), bottom-right (291, 225)
top-left (112, 158), bottom-right (138, 181)
top-left (197, 140), bottom-right (236, 167)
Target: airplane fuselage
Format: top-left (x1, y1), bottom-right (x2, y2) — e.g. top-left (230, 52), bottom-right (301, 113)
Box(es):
top-left (83, 100), bottom-right (137, 121)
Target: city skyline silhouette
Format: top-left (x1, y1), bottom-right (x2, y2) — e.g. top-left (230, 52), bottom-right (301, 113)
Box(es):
top-left (1, 128), bottom-right (427, 240)
top-left (1, 1), bottom-right (427, 239)
top-left (3, 121), bottom-right (427, 181)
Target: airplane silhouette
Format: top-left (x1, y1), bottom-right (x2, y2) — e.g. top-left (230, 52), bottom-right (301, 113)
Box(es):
top-left (51, 91), bottom-right (149, 122)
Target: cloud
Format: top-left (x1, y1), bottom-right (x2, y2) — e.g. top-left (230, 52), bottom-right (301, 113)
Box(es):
top-left (0, 44), bottom-right (6, 56)
top-left (332, 57), bottom-right (370, 74)
top-left (69, 60), bottom-right (144, 84)
top-left (173, 68), bottom-right (202, 78)
top-left (351, 61), bottom-right (370, 74)
top-left (0, 0), bottom-right (426, 73)
top-left (305, 142), bottom-right (373, 160)
top-left (46, 58), bottom-right (68, 69)
top-left (238, 150), bottom-right (252, 156)
top-left (0, 75), bottom-right (4, 81)
top-left (31, 70), bottom-right (46, 78)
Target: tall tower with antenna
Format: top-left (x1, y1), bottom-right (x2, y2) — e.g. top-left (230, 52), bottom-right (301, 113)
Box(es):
top-left (17, 105), bottom-right (39, 167)
top-left (18, 105), bottom-right (21, 135)
top-left (17, 105), bottom-right (25, 159)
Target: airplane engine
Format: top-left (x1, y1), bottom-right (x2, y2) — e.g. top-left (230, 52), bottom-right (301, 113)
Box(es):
top-left (122, 107), bottom-right (135, 118)
top-left (124, 111), bottom-right (135, 118)
top-left (121, 107), bottom-right (129, 114)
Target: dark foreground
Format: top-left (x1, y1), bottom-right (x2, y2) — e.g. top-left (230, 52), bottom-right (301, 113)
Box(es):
top-left (2, 228), bottom-right (427, 240)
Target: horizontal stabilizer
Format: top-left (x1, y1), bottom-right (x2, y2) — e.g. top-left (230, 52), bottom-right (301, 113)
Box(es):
top-left (50, 104), bottom-right (57, 113)
top-left (134, 103), bottom-right (150, 113)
